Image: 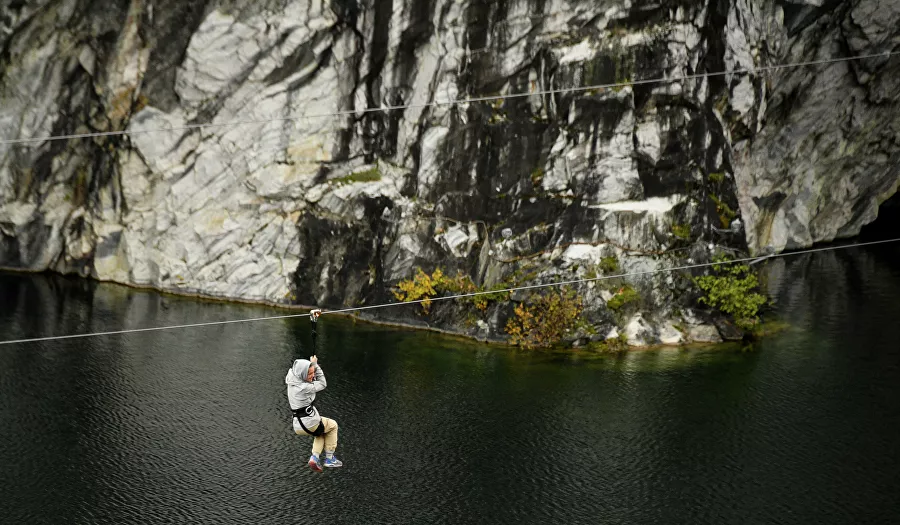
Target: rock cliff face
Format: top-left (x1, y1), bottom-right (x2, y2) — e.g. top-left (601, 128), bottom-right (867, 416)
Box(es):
top-left (1, 0), bottom-right (897, 346)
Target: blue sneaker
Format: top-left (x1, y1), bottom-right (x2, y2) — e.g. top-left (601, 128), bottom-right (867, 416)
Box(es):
top-left (308, 455), bottom-right (323, 472)
top-left (324, 456), bottom-right (343, 468)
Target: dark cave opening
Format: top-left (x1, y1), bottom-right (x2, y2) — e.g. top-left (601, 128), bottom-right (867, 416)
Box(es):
top-left (859, 191), bottom-right (900, 242)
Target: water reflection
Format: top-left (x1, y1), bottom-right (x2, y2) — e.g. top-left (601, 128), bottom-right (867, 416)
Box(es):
top-left (1, 244), bottom-right (899, 524)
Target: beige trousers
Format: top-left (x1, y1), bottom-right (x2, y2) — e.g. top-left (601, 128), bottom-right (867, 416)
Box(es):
top-left (296, 417), bottom-right (338, 456)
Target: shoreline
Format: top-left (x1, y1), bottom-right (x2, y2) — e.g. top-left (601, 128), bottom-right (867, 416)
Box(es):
top-left (0, 265), bottom-right (780, 351)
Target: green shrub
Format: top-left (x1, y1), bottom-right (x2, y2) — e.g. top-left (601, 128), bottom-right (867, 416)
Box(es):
top-left (708, 172), bottom-right (725, 184)
top-left (693, 256), bottom-right (768, 330)
top-left (599, 256), bottom-right (619, 274)
top-left (505, 289), bottom-right (584, 349)
top-left (709, 194), bottom-right (736, 228)
top-left (671, 223), bottom-right (691, 240)
top-left (590, 333), bottom-right (629, 353)
top-left (469, 284), bottom-right (511, 312)
top-left (393, 268), bottom-right (443, 313)
top-left (393, 268), bottom-right (508, 314)
top-left (332, 166), bottom-right (381, 185)
top-left (607, 285), bottom-right (639, 311)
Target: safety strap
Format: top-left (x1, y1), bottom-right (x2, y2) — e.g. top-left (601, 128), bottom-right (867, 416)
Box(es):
top-left (293, 407), bottom-right (325, 436)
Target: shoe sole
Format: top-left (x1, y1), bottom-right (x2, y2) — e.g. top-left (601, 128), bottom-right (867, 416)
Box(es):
top-left (325, 463), bottom-right (342, 468)
top-left (309, 460), bottom-right (323, 472)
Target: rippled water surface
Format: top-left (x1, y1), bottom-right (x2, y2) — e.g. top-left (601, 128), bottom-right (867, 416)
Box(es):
top-left (2, 245), bottom-right (899, 524)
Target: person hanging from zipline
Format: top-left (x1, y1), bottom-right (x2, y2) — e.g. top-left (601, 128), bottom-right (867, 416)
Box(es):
top-left (285, 308), bottom-right (342, 471)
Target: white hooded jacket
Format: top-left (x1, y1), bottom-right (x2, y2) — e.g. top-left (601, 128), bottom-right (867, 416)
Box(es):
top-left (285, 359), bottom-right (327, 432)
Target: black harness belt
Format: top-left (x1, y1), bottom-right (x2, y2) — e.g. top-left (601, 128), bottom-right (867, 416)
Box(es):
top-left (292, 407), bottom-right (325, 436)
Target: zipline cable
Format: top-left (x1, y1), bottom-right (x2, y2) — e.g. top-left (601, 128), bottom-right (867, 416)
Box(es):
top-left (1, 50), bottom-right (895, 146)
top-left (1, 236), bottom-right (898, 346)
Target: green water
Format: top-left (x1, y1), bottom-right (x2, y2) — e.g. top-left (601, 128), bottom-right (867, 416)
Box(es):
top-left (1, 244), bottom-right (899, 523)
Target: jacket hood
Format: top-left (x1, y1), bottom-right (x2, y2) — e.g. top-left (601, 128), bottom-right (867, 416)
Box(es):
top-left (290, 359), bottom-right (312, 383)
